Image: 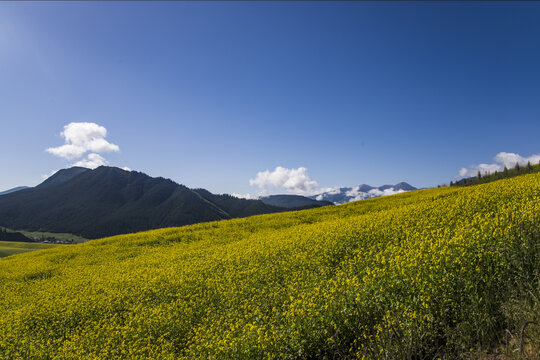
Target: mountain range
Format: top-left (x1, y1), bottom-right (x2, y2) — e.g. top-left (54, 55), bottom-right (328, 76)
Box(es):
top-left (0, 167), bottom-right (329, 239)
top-left (0, 167), bottom-right (416, 239)
top-left (310, 182), bottom-right (417, 204)
top-left (259, 195), bottom-right (333, 209)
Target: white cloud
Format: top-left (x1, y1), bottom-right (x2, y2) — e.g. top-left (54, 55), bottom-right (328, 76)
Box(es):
top-left (458, 163), bottom-right (501, 178)
top-left (121, 166), bottom-right (131, 171)
top-left (494, 152), bottom-right (540, 169)
top-left (45, 122), bottom-right (126, 170)
top-left (72, 153), bottom-right (108, 169)
top-left (458, 152), bottom-right (540, 178)
top-left (318, 186), bottom-right (342, 195)
top-left (46, 122), bottom-right (119, 160)
top-left (46, 144), bottom-right (87, 159)
top-left (249, 166), bottom-right (318, 195)
top-left (345, 186), bottom-right (405, 202)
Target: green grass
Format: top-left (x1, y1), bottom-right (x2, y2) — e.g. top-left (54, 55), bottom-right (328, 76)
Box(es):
top-left (0, 241), bottom-right (59, 258)
top-left (18, 230), bottom-right (89, 243)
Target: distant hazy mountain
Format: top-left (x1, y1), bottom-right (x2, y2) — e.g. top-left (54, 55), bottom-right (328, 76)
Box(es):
top-left (0, 166), bottom-right (287, 239)
top-left (310, 182), bottom-right (417, 204)
top-left (192, 189), bottom-right (285, 217)
top-left (0, 186), bottom-right (29, 196)
top-left (260, 195), bottom-right (333, 209)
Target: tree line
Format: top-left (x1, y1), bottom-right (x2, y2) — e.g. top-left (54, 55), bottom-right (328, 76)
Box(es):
top-left (450, 161), bottom-right (540, 187)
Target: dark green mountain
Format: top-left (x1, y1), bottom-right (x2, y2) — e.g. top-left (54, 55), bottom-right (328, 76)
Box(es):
top-left (36, 167), bottom-right (90, 189)
top-left (192, 189), bottom-right (284, 217)
top-left (0, 227), bottom-right (33, 242)
top-left (0, 167), bottom-right (290, 239)
top-left (259, 194), bottom-right (333, 209)
top-left (0, 186), bottom-right (30, 196)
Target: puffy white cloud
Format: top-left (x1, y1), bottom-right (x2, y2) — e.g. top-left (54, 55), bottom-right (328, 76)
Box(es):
top-left (72, 153), bottom-right (108, 169)
top-left (46, 144), bottom-right (86, 159)
top-left (458, 152), bottom-right (540, 178)
top-left (45, 122), bottom-right (127, 170)
top-left (249, 166), bottom-right (318, 195)
top-left (494, 152), bottom-right (540, 168)
top-left (46, 122), bottom-right (119, 160)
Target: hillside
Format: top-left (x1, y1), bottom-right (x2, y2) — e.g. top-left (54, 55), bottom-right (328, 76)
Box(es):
top-left (0, 186), bottom-right (29, 196)
top-left (0, 228), bottom-right (33, 243)
top-left (192, 189), bottom-right (285, 217)
top-left (259, 194), bottom-right (333, 208)
top-left (0, 167), bottom-right (287, 239)
top-left (0, 173), bottom-right (539, 358)
top-left (0, 241), bottom-right (58, 258)
top-left (36, 167), bottom-right (90, 189)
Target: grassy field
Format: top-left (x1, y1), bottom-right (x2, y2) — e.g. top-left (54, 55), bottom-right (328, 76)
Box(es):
top-left (0, 241), bottom-right (59, 258)
top-left (0, 173), bottom-right (539, 359)
top-left (17, 230), bottom-right (88, 243)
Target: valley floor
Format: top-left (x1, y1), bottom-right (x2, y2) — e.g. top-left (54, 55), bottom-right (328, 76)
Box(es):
top-left (0, 241), bottom-right (58, 258)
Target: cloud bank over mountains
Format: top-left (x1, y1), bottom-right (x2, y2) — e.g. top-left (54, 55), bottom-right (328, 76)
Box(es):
top-left (241, 165), bottom-right (416, 204)
top-left (312, 183), bottom-right (416, 204)
top-left (343, 186), bottom-right (406, 202)
top-left (46, 122), bottom-right (120, 169)
top-left (458, 152), bottom-right (540, 178)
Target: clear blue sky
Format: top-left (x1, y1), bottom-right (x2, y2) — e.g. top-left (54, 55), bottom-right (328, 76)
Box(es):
top-left (1, 2), bottom-right (539, 196)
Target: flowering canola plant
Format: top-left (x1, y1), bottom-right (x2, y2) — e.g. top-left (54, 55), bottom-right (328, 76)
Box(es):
top-left (0, 173), bottom-right (539, 359)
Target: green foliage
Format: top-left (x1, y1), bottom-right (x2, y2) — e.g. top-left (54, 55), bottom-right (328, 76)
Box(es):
top-left (0, 173), bottom-right (539, 359)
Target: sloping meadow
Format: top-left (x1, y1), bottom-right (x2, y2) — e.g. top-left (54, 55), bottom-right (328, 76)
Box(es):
top-left (1, 173), bottom-right (539, 359)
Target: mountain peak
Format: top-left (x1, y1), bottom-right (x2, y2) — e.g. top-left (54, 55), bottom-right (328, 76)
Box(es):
top-left (392, 182), bottom-right (416, 191)
top-left (37, 167), bottom-right (90, 189)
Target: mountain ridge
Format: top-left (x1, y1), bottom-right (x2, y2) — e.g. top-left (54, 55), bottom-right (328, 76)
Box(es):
top-left (36, 167), bottom-right (90, 189)
top-left (0, 166), bottom-right (290, 239)
top-left (259, 194), bottom-right (333, 209)
top-left (0, 186), bottom-right (30, 196)
top-left (0, 167), bottom-right (415, 238)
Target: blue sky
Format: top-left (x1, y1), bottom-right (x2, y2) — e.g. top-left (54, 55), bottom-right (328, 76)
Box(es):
top-left (1, 2), bottom-right (539, 196)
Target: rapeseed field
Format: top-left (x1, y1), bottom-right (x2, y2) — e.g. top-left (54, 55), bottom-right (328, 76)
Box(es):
top-left (0, 173), bottom-right (539, 359)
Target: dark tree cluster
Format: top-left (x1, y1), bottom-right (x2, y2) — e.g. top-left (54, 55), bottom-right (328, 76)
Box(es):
top-left (450, 161), bottom-right (540, 187)
top-left (0, 228), bottom-right (34, 242)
